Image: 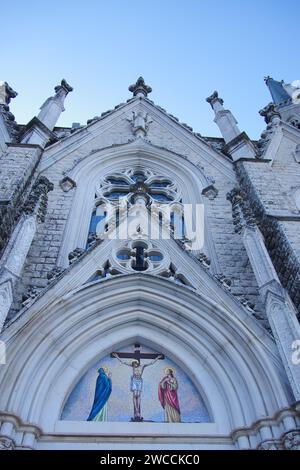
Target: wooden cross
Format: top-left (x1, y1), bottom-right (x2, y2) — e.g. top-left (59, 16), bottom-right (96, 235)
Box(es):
top-left (111, 343), bottom-right (165, 363)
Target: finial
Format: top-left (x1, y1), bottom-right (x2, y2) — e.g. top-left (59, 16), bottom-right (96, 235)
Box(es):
top-left (128, 77), bottom-right (152, 98)
top-left (0, 81), bottom-right (18, 105)
top-left (259, 103), bottom-right (281, 124)
top-left (54, 79), bottom-right (73, 95)
top-left (206, 90), bottom-right (224, 107)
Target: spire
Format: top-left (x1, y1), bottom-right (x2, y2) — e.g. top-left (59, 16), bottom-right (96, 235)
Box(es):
top-left (129, 77), bottom-right (152, 98)
top-left (37, 79), bottom-right (73, 130)
top-left (206, 90), bottom-right (240, 143)
top-left (21, 79), bottom-right (73, 147)
top-left (206, 90), bottom-right (257, 160)
top-left (264, 76), bottom-right (291, 105)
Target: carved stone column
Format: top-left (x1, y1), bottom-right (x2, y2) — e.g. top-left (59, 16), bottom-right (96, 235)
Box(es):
top-left (228, 188), bottom-right (300, 400)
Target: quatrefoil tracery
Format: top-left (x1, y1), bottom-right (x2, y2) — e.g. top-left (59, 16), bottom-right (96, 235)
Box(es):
top-left (115, 240), bottom-right (164, 272)
top-left (96, 168), bottom-right (180, 206)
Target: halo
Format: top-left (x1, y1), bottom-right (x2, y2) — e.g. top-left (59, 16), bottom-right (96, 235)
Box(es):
top-left (96, 365), bottom-right (109, 374)
top-left (164, 366), bottom-right (175, 375)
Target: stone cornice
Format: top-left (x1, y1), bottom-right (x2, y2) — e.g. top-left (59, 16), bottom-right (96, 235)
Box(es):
top-left (20, 116), bottom-right (57, 141)
top-left (233, 157), bottom-right (272, 164)
top-left (7, 142), bottom-right (44, 151)
top-left (222, 131), bottom-right (257, 158)
top-left (0, 402), bottom-right (299, 449)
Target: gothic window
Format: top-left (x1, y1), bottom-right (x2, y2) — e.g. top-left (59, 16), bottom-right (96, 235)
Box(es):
top-left (86, 169), bottom-right (181, 246)
top-left (86, 205), bottom-right (107, 248)
top-left (98, 169), bottom-right (178, 204)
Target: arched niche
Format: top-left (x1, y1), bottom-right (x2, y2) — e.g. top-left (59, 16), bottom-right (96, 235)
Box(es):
top-left (61, 342), bottom-right (211, 424)
top-left (0, 275), bottom-right (291, 439)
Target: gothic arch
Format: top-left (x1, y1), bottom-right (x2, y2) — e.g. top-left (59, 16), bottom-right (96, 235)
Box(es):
top-left (0, 275), bottom-right (291, 447)
top-left (56, 140), bottom-right (219, 270)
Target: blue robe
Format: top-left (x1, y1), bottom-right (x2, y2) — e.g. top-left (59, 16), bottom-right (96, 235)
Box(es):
top-left (87, 368), bottom-right (112, 421)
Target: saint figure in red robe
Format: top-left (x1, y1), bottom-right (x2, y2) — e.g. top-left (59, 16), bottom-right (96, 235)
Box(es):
top-left (158, 367), bottom-right (181, 423)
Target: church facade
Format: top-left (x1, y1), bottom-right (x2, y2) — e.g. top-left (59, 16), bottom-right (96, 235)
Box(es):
top-left (0, 76), bottom-right (300, 450)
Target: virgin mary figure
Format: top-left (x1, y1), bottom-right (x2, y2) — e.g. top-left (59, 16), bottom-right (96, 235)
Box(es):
top-left (87, 367), bottom-right (112, 422)
top-left (158, 367), bottom-right (181, 423)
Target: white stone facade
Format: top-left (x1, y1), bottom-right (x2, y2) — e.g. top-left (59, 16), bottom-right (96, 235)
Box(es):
top-left (0, 76), bottom-right (299, 450)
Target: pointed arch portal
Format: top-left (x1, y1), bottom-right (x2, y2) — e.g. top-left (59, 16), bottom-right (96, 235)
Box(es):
top-left (0, 274), bottom-right (295, 449)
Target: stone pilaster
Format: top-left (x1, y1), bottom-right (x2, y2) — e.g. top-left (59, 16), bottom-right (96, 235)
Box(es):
top-left (228, 188), bottom-right (300, 400)
top-left (0, 177), bottom-right (53, 330)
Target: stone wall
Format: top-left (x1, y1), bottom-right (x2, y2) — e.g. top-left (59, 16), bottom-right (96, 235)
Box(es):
top-left (236, 158), bottom-right (300, 315)
top-left (0, 144), bottom-right (42, 256)
top-left (7, 113), bottom-right (264, 320)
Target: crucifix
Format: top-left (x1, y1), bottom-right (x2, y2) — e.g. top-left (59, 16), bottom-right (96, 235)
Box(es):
top-left (111, 343), bottom-right (165, 421)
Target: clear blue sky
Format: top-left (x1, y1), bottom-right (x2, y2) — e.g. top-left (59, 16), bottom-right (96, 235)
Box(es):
top-left (2, 0), bottom-right (299, 139)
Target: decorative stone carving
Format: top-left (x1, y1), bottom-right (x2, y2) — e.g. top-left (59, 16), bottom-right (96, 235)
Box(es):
top-left (88, 261), bottom-right (122, 282)
top-left (47, 266), bottom-right (65, 282)
top-left (180, 122), bottom-right (193, 132)
top-left (157, 261), bottom-right (195, 289)
top-left (22, 286), bottom-right (39, 306)
top-left (59, 176), bottom-right (76, 192)
top-left (227, 187), bottom-right (256, 233)
top-left (259, 103), bottom-right (281, 124)
top-left (237, 296), bottom-right (255, 312)
top-left (54, 79), bottom-right (73, 95)
top-left (197, 252), bottom-right (211, 268)
top-left (288, 117), bottom-right (300, 130)
top-left (0, 437), bottom-right (14, 450)
top-left (256, 106), bottom-right (281, 156)
top-left (0, 83), bottom-right (19, 138)
top-left (128, 77), bottom-right (152, 98)
top-left (214, 273), bottom-right (232, 290)
top-left (206, 90), bottom-right (223, 106)
top-left (202, 184), bottom-right (218, 200)
top-left (257, 440), bottom-right (282, 450)
top-left (115, 240), bottom-right (164, 273)
top-left (68, 247), bottom-right (85, 265)
top-left (127, 111), bottom-right (153, 137)
top-left (282, 431), bottom-right (300, 450)
top-left (0, 81), bottom-right (18, 105)
top-left (23, 176), bottom-right (54, 223)
top-left (235, 162), bottom-right (300, 315)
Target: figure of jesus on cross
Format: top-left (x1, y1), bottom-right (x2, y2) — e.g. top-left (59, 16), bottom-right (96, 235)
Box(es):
top-left (112, 344), bottom-right (164, 421)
